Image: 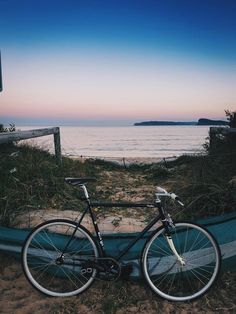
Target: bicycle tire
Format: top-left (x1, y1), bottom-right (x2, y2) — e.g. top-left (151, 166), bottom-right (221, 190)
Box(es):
top-left (22, 219), bottom-right (99, 297)
top-left (141, 222), bottom-right (221, 301)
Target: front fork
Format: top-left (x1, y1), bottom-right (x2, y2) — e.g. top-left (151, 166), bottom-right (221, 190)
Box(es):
top-left (166, 235), bottom-right (185, 266)
top-left (162, 214), bottom-right (185, 266)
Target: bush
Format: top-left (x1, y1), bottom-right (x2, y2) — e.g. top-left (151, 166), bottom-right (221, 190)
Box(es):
top-left (149, 164), bottom-right (170, 179)
top-left (0, 123), bottom-right (15, 133)
top-left (225, 110), bottom-right (236, 128)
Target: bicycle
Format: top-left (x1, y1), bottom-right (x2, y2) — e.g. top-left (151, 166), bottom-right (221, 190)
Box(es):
top-left (21, 177), bottom-right (221, 302)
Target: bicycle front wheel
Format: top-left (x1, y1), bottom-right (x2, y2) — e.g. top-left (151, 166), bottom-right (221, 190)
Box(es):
top-left (22, 219), bottom-right (99, 297)
top-left (142, 222), bottom-right (221, 301)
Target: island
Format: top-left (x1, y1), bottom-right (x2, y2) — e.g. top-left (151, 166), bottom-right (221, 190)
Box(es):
top-left (197, 118), bottom-right (228, 126)
top-left (134, 119), bottom-right (228, 126)
top-left (134, 121), bottom-right (196, 126)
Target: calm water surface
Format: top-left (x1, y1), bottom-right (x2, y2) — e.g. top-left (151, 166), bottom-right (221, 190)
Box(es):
top-left (19, 126), bottom-right (209, 158)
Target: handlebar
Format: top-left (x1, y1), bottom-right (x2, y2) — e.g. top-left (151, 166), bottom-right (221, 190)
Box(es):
top-left (156, 187), bottom-right (184, 207)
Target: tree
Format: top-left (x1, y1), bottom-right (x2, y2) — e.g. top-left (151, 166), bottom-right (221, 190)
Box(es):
top-left (225, 110), bottom-right (236, 128)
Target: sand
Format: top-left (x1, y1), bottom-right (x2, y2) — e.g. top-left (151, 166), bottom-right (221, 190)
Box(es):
top-left (0, 252), bottom-right (235, 314)
top-left (70, 155), bottom-right (178, 165)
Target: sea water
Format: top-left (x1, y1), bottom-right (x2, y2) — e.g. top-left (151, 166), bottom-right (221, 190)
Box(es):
top-left (19, 125), bottom-right (209, 158)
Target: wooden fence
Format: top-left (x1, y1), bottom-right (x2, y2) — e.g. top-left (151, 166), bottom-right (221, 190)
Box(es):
top-left (0, 127), bottom-right (62, 164)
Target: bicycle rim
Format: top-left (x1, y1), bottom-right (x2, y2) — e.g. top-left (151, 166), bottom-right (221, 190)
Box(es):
top-left (22, 219), bottom-right (98, 297)
top-left (142, 222), bottom-right (220, 301)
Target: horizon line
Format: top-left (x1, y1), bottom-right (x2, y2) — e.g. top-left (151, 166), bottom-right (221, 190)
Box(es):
top-left (1, 116), bottom-right (227, 127)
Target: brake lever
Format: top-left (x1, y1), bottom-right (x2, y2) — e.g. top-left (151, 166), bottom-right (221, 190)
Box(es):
top-left (177, 199), bottom-right (185, 207)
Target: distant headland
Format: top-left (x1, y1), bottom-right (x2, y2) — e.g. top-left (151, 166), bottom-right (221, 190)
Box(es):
top-left (197, 118), bottom-right (228, 126)
top-left (134, 118), bottom-right (228, 126)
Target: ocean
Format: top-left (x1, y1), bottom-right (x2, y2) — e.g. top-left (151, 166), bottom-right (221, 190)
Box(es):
top-left (19, 125), bottom-right (209, 159)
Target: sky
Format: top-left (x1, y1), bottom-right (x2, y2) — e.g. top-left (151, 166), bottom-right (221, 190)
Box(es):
top-left (0, 0), bottom-right (236, 125)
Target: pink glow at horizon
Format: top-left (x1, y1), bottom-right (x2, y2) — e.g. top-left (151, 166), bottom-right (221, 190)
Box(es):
top-left (1, 51), bottom-right (236, 121)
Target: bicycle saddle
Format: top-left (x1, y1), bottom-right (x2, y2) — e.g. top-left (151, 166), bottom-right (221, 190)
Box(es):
top-left (65, 177), bottom-right (97, 186)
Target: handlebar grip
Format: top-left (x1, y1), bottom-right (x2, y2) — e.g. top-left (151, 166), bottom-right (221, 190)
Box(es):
top-left (176, 197), bottom-right (184, 207)
top-left (170, 193), bottom-right (184, 206)
top-left (156, 187), bottom-right (184, 206)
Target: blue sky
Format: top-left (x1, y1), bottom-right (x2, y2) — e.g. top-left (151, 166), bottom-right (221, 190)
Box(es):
top-left (0, 0), bottom-right (236, 125)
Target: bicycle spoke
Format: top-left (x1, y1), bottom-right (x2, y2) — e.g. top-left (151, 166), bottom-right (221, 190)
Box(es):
top-left (59, 266), bottom-right (80, 290)
top-left (167, 270), bottom-right (177, 294)
top-left (30, 262), bottom-right (53, 270)
top-left (187, 261), bottom-right (215, 273)
top-left (183, 226), bottom-right (189, 254)
top-left (188, 250), bottom-right (216, 263)
top-left (154, 272), bottom-right (170, 287)
top-left (65, 267), bottom-right (86, 287)
top-left (188, 268), bottom-right (208, 286)
top-left (35, 263), bottom-right (53, 282)
top-left (188, 232), bottom-right (208, 252)
top-left (40, 230), bottom-right (62, 255)
top-left (30, 238), bottom-right (55, 260)
top-left (184, 269), bottom-right (195, 294)
top-left (150, 241), bottom-right (172, 256)
top-left (46, 267), bottom-right (61, 290)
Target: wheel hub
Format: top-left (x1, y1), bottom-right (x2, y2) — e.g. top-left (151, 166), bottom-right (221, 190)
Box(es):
top-left (55, 255), bottom-right (64, 265)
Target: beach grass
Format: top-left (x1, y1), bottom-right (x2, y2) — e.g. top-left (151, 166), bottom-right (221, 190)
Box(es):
top-left (0, 138), bottom-right (236, 226)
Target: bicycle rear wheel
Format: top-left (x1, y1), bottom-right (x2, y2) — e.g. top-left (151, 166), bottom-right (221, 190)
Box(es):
top-left (142, 222), bottom-right (221, 301)
top-left (22, 219), bottom-right (99, 297)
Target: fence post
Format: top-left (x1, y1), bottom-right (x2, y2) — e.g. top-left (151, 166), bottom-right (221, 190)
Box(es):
top-left (0, 51), bottom-right (3, 92)
top-left (53, 127), bottom-right (62, 165)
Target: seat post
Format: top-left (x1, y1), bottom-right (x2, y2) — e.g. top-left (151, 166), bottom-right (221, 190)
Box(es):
top-left (80, 184), bottom-right (89, 200)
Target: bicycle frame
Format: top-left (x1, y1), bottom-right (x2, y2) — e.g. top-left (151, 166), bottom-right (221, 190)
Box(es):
top-left (76, 199), bottom-right (167, 261)
top-left (60, 183), bottom-right (184, 265)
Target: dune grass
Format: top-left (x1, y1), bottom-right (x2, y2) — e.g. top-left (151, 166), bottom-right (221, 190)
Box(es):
top-left (0, 139), bottom-right (236, 226)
